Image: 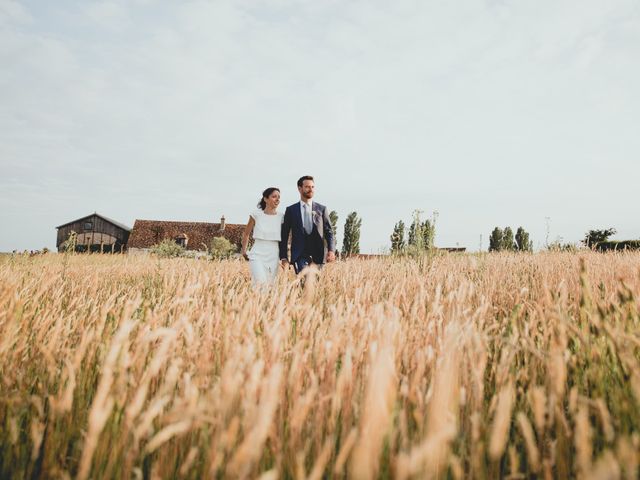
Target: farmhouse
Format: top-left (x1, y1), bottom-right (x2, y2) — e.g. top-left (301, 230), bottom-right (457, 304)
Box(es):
top-left (127, 216), bottom-right (244, 253)
top-left (56, 213), bottom-right (131, 253)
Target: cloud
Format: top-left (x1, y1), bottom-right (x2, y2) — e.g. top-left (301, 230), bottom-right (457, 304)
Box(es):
top-left (1, 0), bottom-right (639, 251)
top-left (81, 1), bottom-right (131, 31)
top-left (0, 0), bottom-right (32, 25)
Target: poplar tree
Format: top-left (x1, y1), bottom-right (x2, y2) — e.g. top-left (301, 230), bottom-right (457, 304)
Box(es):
top-left (329, 210), bottom-right (339, 250)
top-left (515, 227), bottom-right (533, 252)
top-left (408, 210), bottom-right (424, 250)
top-left (390, 220), bottom-right (405, 253)
top-left (489, 227), bottom-right (504, 252)
top-left (342, 212), bottom-right (362, 256)
top-left (502, 227), bottom-right (515, 251)
top-left (421, 219), bottom-right (435, 250)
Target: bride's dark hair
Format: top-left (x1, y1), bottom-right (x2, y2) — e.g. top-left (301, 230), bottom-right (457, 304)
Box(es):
top-left (258, 187), bottom-right (280, 210)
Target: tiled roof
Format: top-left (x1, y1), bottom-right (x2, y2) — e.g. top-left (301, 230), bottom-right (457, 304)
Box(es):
top-left (128, 220), bottom-right (245, 250)
top-left (56, 213), bottom-right (131, 231)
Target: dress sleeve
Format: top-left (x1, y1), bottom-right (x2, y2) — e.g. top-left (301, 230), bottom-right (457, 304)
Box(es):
top-left (249, 209), bottom-right (260, 220)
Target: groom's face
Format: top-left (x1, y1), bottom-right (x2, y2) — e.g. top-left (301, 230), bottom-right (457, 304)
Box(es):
top-left (298, 180), bottom-right (315, 200)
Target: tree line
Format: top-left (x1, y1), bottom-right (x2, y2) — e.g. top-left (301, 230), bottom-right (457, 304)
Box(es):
top-left (333, 209), bottom-right (439, 257)
top-left (390, 210), bottom-right (436, 254)
top-left (488, 226), bottom-right (640, 252)
top-left (489, 226), bottom-right (533, 252)
top-left (144, 220), bottom-right (637, 260)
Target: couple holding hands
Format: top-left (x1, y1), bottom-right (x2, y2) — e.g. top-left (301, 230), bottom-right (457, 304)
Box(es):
top-left (241, 175), bottom-right (336, 285)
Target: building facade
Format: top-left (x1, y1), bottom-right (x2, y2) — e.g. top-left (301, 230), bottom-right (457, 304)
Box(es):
top-left (127, 216), bottom-right (244, 253)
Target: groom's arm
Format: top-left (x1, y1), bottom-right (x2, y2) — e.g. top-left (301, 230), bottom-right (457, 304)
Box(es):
top-left (280, 207), bottom-right (291, 262)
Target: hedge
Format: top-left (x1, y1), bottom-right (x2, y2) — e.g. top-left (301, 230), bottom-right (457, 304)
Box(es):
top-left (596, 240), bottom-right (640, 251)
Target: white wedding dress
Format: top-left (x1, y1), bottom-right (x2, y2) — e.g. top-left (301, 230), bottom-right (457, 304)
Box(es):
top-left (248, 209), bottom-right (283, 285)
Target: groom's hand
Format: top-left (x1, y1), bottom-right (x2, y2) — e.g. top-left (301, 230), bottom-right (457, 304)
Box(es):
top-left (326, 251), bottom-right (336, 263)
top-left (280, 259), bottom-right (289, 269)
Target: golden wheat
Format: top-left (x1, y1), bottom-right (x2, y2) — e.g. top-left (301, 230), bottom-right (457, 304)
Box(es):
top-left (0, 251), bottom-right (639, 478)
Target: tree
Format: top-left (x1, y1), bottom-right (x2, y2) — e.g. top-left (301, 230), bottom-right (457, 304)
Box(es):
top-left (329, 211), bottom-right (339, 250)
top-left (408, 210), bottom-right (424, 250)
top-left (489, 227), bottom-right (503, 252)
top-left (421, 219), bottom-right (435, 250)
top-left (209, 237), bottom-right (237, 260)
top-left (583, 228), bottom-right (616, 249)
top-left (515, 227), bottom-right (533, 252)
top-left (342, 211), bottom-right (362, 256)
top-left (502, 227), bottom-right (515, 251)
top-left (408, 219), bottom-right (419, 248)
top-left (390, 220), bottom-right (405, 253)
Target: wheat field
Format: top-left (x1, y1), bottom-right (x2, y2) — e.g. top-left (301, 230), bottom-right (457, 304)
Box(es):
top-left (0, 251), bottom-right (639, 479)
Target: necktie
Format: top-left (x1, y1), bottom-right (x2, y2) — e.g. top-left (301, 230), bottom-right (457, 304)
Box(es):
top-left (304, 204), bottom-right (312, 234)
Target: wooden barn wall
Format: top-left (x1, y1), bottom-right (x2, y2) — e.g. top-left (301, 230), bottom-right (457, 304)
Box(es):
top-left (56, 215), bottom-right (130, 250)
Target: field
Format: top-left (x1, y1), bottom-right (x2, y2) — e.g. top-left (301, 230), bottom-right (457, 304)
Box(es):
top-left (1, 252), bottom-right (639, 479)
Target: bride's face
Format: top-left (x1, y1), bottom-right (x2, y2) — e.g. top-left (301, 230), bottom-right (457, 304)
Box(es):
top-left (264, 190), bottom-right (280, 209)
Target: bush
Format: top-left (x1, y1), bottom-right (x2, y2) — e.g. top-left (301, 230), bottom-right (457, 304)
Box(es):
top-left (209, 237), bottom-right (237, 260)
top-left (150, 239), bottom-right (186, 258)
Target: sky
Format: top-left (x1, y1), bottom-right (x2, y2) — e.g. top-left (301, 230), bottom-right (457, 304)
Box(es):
top-left (1, 0), bottom-right (639, 253)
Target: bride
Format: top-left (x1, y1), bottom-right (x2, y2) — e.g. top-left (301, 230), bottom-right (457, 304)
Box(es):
top-left (241, 187), bottom-right (284, 285)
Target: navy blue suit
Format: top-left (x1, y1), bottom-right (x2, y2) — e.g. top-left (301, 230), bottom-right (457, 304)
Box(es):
top-left (280, 202), bottom-right (336, 273)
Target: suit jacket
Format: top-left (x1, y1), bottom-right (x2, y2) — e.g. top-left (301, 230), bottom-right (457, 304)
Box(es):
top-left (280, 201), bottom-right (336, 263)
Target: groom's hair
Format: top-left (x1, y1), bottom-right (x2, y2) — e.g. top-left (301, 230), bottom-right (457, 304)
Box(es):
top-left (297, 175), bottom-right (314, 187)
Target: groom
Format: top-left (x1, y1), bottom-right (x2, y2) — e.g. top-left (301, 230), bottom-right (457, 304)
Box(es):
top-left (280, 175), bottom-right (336, 274)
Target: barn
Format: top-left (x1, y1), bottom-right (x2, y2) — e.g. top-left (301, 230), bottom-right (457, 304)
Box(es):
top-left (127, 216), bottom-right (244, 253)
top-left (56, 213), bottom-right (131, 253)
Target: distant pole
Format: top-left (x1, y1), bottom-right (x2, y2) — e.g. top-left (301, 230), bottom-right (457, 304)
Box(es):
top-left (545, 217), bottom-right (551, 247)
top-left (432, 210), bottom-right (439, 247)
top-left (479, 234), bottom-right (483, 252)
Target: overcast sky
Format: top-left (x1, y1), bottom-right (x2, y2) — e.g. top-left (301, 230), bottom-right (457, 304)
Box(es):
top-left (1, 0), bottom-right (639, 253)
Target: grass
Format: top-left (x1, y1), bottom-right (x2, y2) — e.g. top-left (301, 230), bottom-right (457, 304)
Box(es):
top-left (0, 251), bottom-right (639, 478)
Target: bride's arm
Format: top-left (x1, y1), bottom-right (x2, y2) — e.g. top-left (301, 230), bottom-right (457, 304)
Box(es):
top-left (241, 216), bottom-right (255, 260)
